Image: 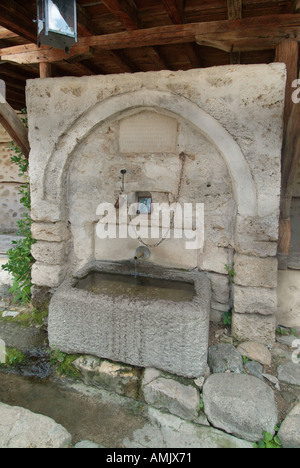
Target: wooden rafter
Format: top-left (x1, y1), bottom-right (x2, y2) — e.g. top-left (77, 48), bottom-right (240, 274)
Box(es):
top-left (292, 0), bottom-right (300, 12)
top-left (100, 0), bottom-right (167, 71)
top-left (161, 0), bottom-right (200, 68)
top-left (227, 0), bottom-right (243, 21)
top-left (0, 102), bottom-right (29, 157)
top-left (227, 0), bottom-right (242, 64)
top-left (162, 0), bottom-right (185, 24)
top-left (0, 14), bottom-right (299, 65)
top-left (101, 0), bottom-right (141, 31)
top-left (0, 0), bottom-right (36, 43)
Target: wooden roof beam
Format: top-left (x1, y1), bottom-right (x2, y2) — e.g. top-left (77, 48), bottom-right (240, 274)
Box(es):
top-left (161, 0), bottom-right (201, 68)
top-left (162, 0), bottom-right (185, 24)
top-left (101, 0), bottom-right (167, 71)
top-left (0, 27), bottom-right (20, 40)
top-left (227, 0), bottom-right (242, 20)
top-left (0, 102), bottom-right (29, 157)
top-left (0, 0), bottom-right (36, 43)
top-left (227, 0), bottom-right (242, 64)
top-left (292, 0), bottom-right (300, 12)
top-left (1, 14), bottom-right (300, 62)
top-left (101, 0), bottom-right (141, 31)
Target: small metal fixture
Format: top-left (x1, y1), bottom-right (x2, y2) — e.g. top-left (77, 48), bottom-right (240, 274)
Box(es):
top-left (120, 169), bottom-right (127, 193)
top-left (134, 246), bottom-right (151, 261)
top-left (37, 0), bottom-right (78, 53)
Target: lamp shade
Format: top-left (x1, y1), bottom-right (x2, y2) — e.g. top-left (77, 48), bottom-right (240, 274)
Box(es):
top-left (37, 0), bottom-right (77, 53)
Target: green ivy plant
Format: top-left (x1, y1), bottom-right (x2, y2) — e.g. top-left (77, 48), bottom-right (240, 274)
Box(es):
top-left (225, 263), bottom-right (236, 284)
top-left (254, 428), bottom-right (282, 449)
top-left (2, 110), bottom-right (35, 304)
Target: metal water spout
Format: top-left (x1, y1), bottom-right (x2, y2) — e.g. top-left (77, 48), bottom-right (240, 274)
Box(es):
top-left (134, 246), bottom-right (150, 261)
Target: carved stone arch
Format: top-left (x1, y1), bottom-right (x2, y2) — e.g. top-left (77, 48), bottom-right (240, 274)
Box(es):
top-left (43, 89), bottom-right (257, 218)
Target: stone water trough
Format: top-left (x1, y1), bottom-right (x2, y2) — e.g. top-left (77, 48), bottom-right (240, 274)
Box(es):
top-left (49, 261), bottom-right (211, 378)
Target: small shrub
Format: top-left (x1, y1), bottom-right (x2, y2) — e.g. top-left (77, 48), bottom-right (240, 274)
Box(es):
top-left (0, 348), bottom-right (26, 368)
top-left (254, 428), bottom-right (282, 449)
top-left (2, 111), bottom-right (35, 304)
top-left (49, 348), bottom-right (80, 379)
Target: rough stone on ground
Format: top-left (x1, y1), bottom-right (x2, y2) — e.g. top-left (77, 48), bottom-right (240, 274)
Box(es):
top-left (142, 373), bottom-right (199, 421)
top-left (208, 344), bottom-right (243, 373)
top-left (236, 341), bottom-right (272, 366)
top-left (73, 355), bottom-right (141, 399)
top-left (277, 362), bottom-right (300, 386)
top-left (278, 403), bottom-right (300, 449)
top-left (245, 361), bottom-right (263, 380)
top-left (203, 373), bottom-right (278, 442)
top-left (75, 440), bottom-right (102, 448)
top-left (123, 408), bottom-right (253, 449)
top-left (0, 403), bottom-right (72, 448)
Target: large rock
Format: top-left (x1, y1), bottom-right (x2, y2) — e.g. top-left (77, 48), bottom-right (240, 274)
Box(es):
top-left (278, 404), bottom-right (300, 448)
top-left (0, 403), bottom-right (72, 448)
top-left (142, 369), bottom-right (200, 421)
top-left (208, 344), bottom-right (244, 374)
top-left (203, 373), bottom-right (278, 442)
top-left (277, 362), bottom-right (300, 386)
top-left (236, 341), bottom-right (272, 366)
top-left (123, 407), bottom-right (253, 449)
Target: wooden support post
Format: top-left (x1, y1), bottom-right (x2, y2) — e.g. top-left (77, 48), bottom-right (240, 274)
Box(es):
top-left (227, 0), bottom-right (242, 64)
top-left (278, 101), bottom-right (300, 269)
top-left (276, 40), bottom-right (299, 133)
top-left (39, 62), bottom-right (52, 78)
top-left (0, 102), bottom-right (29, 158)
top-left (275, 40), bottom-right (299, 269)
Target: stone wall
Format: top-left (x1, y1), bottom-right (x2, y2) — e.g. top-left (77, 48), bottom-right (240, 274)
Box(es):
top-left (26, 64), bottom-right (286, 345)
top-left (0, 124), bottom-right (24, 233)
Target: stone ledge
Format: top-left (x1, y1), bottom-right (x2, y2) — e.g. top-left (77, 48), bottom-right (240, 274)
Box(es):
top-left (232, 312), bottom-right (276, 346)
top-left (233, 284), bottom-right (277, 315)
top-left (234, 254), bottom-right (278, 288)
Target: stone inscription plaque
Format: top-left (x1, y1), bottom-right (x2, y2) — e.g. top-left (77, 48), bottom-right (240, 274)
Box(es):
top-left (119, 111), bottom-right (178, 153)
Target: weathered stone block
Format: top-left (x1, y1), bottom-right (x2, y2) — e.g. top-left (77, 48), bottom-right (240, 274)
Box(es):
top-left (276, 270), bottom-right (300, 328)
top-left (49, 264), bottom-right (211, 378)
top-left (207, 273), bottom-right (230, 304)
top-left (31, 241), bottom-right (68, 265)
top-left (236, 341), bottom-right (272, 366)
top-left (232, 312), bottom-right (276, 346)
top-left (235, 215), bottom-right (279, 258)
top-left (142, 375), bottom-right (200, 421)
top-left (199, 245), bottom-right (233, 275)
top-left (233, 284), bottom-right (277, 315)
top-left (119, 111), bottom-right (178, 153)
top-left (234, 254), bottom-right (278, 288)
top-left (31, 263), bottom-right (67, 288)
top-left (73, 355), bottom-right (141, 399)
top-left (32, 222), bottom-right (70, 243)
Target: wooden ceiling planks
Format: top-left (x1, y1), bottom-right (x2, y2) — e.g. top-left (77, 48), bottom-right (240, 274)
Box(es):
top-left (0, 0), bottom-right (298, 110)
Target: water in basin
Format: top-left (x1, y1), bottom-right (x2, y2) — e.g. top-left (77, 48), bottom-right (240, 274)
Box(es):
top-left (75, 272), bottom-right (195, 302)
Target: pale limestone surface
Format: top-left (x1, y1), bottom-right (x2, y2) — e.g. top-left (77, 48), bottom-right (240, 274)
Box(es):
top-left (26, 65), bottom-right (286, 354)
top-left (0, 126), bottom-right (25, 231)
top-left (277, 270), bottom-right (300, 327)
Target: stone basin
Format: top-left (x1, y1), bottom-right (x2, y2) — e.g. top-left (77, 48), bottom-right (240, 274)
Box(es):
top-left (48, 262), bottom-right (211, 378)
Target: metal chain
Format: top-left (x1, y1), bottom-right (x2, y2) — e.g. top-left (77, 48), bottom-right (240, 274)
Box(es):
top-left (128, 152), bottom-right (186, 248)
